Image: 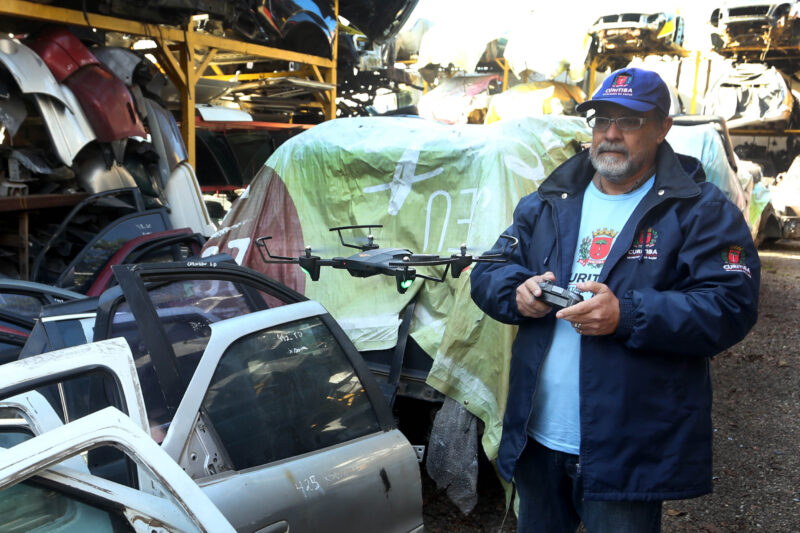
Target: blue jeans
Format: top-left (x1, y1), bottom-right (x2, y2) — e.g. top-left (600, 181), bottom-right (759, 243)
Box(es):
top-left (514, 438), bottom-right (662, 533)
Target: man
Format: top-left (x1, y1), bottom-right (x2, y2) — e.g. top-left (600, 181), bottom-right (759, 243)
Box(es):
top-left (470, 67), bottom-right (760, 532)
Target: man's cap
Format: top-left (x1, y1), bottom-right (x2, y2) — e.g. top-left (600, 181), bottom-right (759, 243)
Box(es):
top-left (576, 67), bottom-right (670, 115)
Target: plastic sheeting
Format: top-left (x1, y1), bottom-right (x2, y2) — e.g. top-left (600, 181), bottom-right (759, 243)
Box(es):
top-left (485, 82), bottom-right (586, 124)
top-left (205, 114), bottom-right (773, 469)
top-left (417, 74), bottom-right (500, 124)
top-left (703, 63), bottom-right (793, 129)
top-left (426, 396), bottom-right (479, 515)
top-left (666, 123), bottom-right (750, 218)
top-left (203, 117), bottom-right (590, 464)
top-left (770, 155), bottom-right (800, 215)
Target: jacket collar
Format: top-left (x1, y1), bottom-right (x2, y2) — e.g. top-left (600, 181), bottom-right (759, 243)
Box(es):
top-left (538, 140), bottom-right (704, 200)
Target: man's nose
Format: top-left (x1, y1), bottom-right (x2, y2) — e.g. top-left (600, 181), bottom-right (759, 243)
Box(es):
top-left (603, 120), bottom-right (624, 140)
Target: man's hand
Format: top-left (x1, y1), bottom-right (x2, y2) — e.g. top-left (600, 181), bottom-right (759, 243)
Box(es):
top-left (556, 281), bottom-right (620, 336)
top-left (516, 272), bottom-right (556, 318)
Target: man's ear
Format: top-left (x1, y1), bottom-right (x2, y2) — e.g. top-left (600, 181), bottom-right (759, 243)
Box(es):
top-left (657, 116), bottom-right (673, 144)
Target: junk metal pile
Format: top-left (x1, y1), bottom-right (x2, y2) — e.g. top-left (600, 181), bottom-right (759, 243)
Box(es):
top-left (1, 2), bottom-right (800, 532)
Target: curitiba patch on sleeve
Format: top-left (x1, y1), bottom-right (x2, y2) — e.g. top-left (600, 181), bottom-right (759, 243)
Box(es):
top-left (721, 245), bottom-right (751, 278)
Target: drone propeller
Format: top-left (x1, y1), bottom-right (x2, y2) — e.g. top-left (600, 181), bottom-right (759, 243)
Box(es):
top-left (330, 224), bottom-right (381, 251)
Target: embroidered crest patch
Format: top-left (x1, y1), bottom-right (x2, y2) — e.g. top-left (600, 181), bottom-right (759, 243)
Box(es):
top-left (603, 74), bottom-right (634, 96)
top-left (626, 227), bottom-right (659, 261)
top-left (722, 245), bottom-right (751, 277)
top-left (612, 74), bottom-right (631, 88)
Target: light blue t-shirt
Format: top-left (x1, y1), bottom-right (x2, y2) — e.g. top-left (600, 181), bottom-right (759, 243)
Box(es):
top-left (527, 175), bottom-right (655, 454)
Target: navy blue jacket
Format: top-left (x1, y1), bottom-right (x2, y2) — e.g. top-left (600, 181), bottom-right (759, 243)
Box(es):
top-left (471, 141), bottom-right (760, 501)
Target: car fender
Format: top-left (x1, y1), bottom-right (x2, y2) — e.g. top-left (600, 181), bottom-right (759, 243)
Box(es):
top-left (0, 38), bottom-right (75, 112)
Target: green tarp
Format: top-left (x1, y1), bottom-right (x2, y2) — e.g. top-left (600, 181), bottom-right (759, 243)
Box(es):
top-left (205, 114), bottom-right (756, 463)
top-left (205, 115), bottom-right (591, 460)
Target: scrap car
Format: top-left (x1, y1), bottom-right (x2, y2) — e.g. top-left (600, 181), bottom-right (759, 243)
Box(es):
top-left (709, 1), bottom-right (800, 58)
top-left (587, 11), bottom-right (686, 62)
top-left (0, 338), bottom-right (236, 531)
top-left (15, 258), bottom-right (425, 532)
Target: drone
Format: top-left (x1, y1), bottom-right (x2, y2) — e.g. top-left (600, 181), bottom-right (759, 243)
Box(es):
top-left (255, 224), bottom-right (518, 294)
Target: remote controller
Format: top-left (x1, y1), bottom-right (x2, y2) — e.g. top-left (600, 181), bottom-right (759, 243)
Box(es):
top-left (536, 280), bottom-right (583, 310)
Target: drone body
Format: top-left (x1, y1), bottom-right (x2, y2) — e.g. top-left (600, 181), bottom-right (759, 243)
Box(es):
top-left (256, 225), bottom-right (517, 294)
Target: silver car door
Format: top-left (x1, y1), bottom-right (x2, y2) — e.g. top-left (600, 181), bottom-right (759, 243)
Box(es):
top-left (0, 407), bottom-right (235, 533)
top-left (162, 301), bottom-right (423, 533)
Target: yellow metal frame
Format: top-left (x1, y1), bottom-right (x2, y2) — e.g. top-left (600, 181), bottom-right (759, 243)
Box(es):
top-left (586, 50), bottom-right (705, 115)
top-left (730, 129), bottom-right (800, 136)
top-left (0, 0), bottom-right (339, 167)
top-left (494, 58), bottom-right (509, 92)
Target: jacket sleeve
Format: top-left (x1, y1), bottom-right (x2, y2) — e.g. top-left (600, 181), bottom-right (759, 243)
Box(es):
top-left (470, 195), bottom-right (541, 325)
top-left (614, 188), bottom-right (760, 357)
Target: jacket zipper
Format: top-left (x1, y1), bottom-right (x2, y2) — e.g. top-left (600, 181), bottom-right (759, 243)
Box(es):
top-left (518, 203), bottom-right (561, 463)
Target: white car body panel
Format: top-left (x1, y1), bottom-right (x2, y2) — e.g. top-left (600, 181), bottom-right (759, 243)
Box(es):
top-left (0, 337), bottom-right (148, 433)
top-left (0, 38), bottom-right (75, 112)
top-left (164, 161), bottom-right (217, 237)
top-left (0, 407), bottom-right (235, 533)
top-left (35, 85), bottom-right (96, 167)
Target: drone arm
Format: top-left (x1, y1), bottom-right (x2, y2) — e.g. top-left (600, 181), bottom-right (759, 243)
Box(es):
top-left (479, 234), bottom-right (520, 259)
top-left (413, 264), bottom-right (450, 283)
top-left (255, 236), bottom-right (298, 262)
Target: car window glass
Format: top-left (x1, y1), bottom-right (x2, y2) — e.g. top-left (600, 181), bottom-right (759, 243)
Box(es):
top-left (0, 292), bottom-right (42, 319)
top-left (59, 212), bottom-right (169, 293)
top-left (110, 279), bottom-right (262, 441)
top-left (225, 130), bottom-right (276, 184)
top-left (0, 339), bottom-right (22, 364)
top-left (134, 240), bottom-right (197, 264)
top-left (196, 130), bottom-right (241, 187)
top-left (43, 318), bottom-right (92, 350)
top-left (5, 372), bottom-right (138, 488)
top-left (0, 408), bottom-right (35, 448)
top-left (0, 481), bottom-right (134, 532)
top-left (201, 317), bottom-right (381, 470)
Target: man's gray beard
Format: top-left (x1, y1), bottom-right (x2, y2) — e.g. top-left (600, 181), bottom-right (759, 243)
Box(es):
top-left (590, 142), bottom-right (641, 183)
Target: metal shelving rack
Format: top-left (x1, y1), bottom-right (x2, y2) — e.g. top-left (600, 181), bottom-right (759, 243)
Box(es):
top-left (0, 0), bottom-right (339, 168)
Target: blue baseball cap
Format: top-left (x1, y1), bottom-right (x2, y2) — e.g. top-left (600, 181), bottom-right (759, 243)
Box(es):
top-left (576, 67), bottom-right (671, 115)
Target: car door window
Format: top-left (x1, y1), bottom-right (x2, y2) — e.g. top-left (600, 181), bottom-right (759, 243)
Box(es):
top-left (201, 317), bottom-right (381, 469)
top-left (58, 210), bottom-right (170, 293)
top-left (0, 481), bottom-right (134, 532)
top-left (0, 407), bottom-right (34, 447)
top-left (129, 239), bottom-right (199, 264)
top-left (110, 279), bottom-right (263, 441)
top-left (0, 292), bottom-right (42, 320)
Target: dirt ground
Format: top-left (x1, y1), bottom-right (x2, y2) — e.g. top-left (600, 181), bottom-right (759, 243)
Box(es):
top-left (422, 240), bottom-right (800, 532)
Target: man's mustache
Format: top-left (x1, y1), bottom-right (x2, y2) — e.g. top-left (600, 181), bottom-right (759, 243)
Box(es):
top-left (594, 142), bottom-right (629, 157)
